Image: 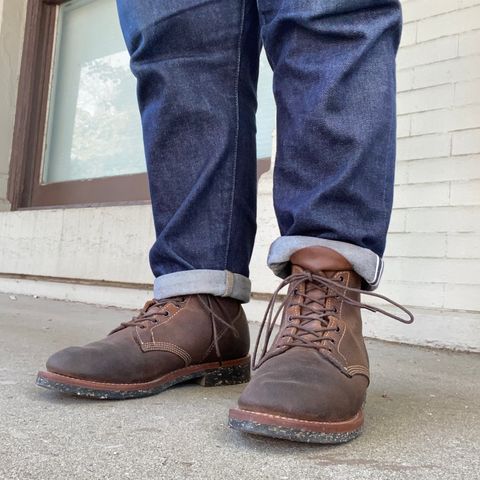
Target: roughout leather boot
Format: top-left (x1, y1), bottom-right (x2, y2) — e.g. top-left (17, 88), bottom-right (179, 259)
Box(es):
top-left (229, 246), bottom-right (413, 443)
top-left (36, 294), bottom-right (250, 399)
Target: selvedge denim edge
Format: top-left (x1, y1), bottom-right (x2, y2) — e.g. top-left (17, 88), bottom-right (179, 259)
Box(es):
top-left (154, 269), bottom-right (252, 303)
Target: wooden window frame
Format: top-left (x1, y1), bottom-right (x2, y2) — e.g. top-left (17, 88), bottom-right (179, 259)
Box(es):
top-left (7, 0), bottom-right (271, 211)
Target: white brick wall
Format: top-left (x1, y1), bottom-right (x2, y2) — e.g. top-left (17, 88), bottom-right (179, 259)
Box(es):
top-left (251, 0), bottom-right (480, 314)
top-left (384, 0), bottom-right (480, 311)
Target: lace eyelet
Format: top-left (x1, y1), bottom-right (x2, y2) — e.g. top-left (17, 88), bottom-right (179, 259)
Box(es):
top-left (333, 307), bottom-right (338, 313)
top-left (336, 327), bottom-right (340, 332)
top-left (163, 311), bottom-right (170, 316)
top-left (338, 275), bottom-right (344, 283)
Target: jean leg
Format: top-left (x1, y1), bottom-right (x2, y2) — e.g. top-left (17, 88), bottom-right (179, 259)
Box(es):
top-left (257, 0), bottom-right (401, 288)
top-left (116, 0), bottom-right (261, 302)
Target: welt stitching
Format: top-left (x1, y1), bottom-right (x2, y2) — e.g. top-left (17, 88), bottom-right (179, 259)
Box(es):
top-left (45, 362), bottom-right (231, 387)
top-left (238, 410), bottom-right (362, 425)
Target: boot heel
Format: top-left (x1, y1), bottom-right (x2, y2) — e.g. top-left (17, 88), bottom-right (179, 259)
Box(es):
top-left (197, 359), bottom-right (251, 387)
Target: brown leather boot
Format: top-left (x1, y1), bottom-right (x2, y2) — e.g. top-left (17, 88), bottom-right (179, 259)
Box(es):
top-left (229, 246), bottom-right (413, 443)
top-left (36, 294), bottom-right (250, 399)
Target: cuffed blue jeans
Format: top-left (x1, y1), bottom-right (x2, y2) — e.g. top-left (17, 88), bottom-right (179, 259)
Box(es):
top-left (116, 0), bottom-right (401, 303)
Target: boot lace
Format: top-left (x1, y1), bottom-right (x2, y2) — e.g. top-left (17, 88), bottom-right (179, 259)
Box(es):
top-left (109, 296), bottom-right (187, 334)
top-left (109, 295), bottom-right (239, 361)
top-left (253, 272), bottom-right (414, 370)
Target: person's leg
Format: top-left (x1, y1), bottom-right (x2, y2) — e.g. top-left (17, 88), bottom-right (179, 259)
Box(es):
top-left (229, 0), bottom-right (412, 443)
top-left (117, 0), bottom-right (261, 304)
top-left (36, 0), bottom-right (261, 398)
top-left (263, 0), bottom-right (401, 290)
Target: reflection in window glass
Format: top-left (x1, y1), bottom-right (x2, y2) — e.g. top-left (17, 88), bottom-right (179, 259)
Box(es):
top-left (43, 0), bottom-right (144, 183)
top-left (43, 0), bottom-right (275, 183)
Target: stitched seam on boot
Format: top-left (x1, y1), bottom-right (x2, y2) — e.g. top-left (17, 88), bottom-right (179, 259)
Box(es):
top-left (346, 365), bottom-right (370, 379)
top-left (141, 341), bottom-right (191, 366)
top-left (149, 308), bottom-right (183, 338)
top-left (334, 271), bottom-right (350, 364)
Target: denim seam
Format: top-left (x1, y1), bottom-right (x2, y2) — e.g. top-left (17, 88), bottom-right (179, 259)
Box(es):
top-left (371, 256), bottom-right (384, 288)
top-left (373, 255), bottom-right (380, 284)
top-left (224, 0), bottom-right (246, 270)
top-left (381, 73), bottom-right (395, 246)
top-left (223, 270), bottom-right (234, 297)
top-left (381, 42), bottom-right (399, 246)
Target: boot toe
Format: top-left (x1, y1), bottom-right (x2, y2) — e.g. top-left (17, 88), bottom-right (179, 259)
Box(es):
top-left (46, 345), bottom-right (101, 380)
top-left (238, 349), bottom-right (367, 422)
top-left (45, 341), bottom-right (128, 383)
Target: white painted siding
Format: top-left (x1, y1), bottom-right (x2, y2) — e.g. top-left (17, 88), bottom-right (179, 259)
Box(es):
top-left (385, 0), bottom-right (480, 312)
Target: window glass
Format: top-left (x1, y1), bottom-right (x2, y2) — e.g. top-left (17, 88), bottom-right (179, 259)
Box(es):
top-left (43, 0), bottom-right (143, 183)
top-left (43, 0), bottom-right (275, 183)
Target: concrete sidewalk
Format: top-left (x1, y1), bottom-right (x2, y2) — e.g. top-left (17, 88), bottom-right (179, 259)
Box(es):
top-left (0, 294), bottom-right (479, 480)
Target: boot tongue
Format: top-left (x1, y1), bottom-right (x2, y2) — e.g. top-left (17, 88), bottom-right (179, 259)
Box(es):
top-left (290, 246), bottom-right (353, 275)
top-left (109, 296), bottom-right (185, 335)
top-left (285, 247), bottom-right (353, 345)
top-left (144, 296), bottom-right (185, 316)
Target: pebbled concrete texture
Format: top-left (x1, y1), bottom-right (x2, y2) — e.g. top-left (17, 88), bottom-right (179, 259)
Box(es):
top-left (0, 293), bottom-right (479, 480)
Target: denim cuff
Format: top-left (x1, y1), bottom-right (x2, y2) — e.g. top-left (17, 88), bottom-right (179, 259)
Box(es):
top-left (267, 236), bottom-right (383, 291)
top-left (154, 269), bottom-right (251, 303)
